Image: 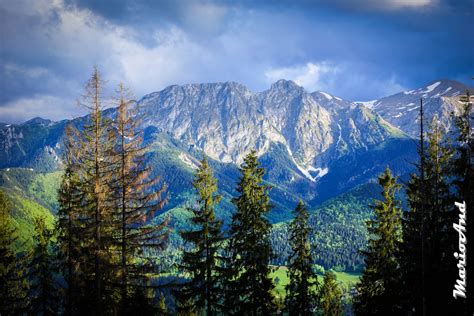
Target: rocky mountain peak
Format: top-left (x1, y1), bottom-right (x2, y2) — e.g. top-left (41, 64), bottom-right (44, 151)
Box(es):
top-left (132, 80), bottom-right (404, 179)
top-left (0, 79), bottom-right (413, 183)
top-left (366, 79), bottom-right (473, 137)
top-left (269, 79), bottom-right (303, 92)
top-left (22, 117), bottom-right (54, 126)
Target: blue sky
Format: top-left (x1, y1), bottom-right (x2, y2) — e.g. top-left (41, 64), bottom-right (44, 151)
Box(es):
top-left (0, 0), bottom-right (473, 123)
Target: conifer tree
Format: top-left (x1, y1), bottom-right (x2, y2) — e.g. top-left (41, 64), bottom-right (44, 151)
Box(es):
top-left (157, 292), bottom-right (168, 315)
top-left (452, 91), bottom-right (473, 196)
top-left (399, 100), bottom-right (426, 314)
top-left (353, 167), bottom-right (402, 315)
top-left (319, 271), bottom-right (342, 316)
top-left (70, 67), bottom-right (117, 313)
top-left (58, 70), bottom-right (169, 314)
top-left (57, 124), bottom-right (85, 315)
top-left (178, 157), bottom-right (224, 315)
top-left (400, 115), bottom-right (456, 315)
top-left (223, 150), bottom-right (276, 315)
top-left (28, 216), bottom-right (59, 315)
top-left (451, 90), bottom-right (473, 313)
top-left (110, 83), bottom-right (169, 314)
top-left (285, 200), bottom-right (319, 316)
top-left (0, 190), bottom-right (29, 315)
top-left (423, 117), bottom-right (457, 314)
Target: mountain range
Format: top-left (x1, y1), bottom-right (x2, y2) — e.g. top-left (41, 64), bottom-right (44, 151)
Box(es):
top-left (1, 78), bottom-right (471, 202)
top-left (0, 78), bottom-right (472, 269)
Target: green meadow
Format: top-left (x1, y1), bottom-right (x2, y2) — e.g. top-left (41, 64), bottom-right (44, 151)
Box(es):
top-left (270, 265), bottom-right (360, 299)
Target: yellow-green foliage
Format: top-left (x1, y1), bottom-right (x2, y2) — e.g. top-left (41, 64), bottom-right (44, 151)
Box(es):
top-left (270, 266), bottom-right (360, 299)
top-left (0, 169), bottom-right (58, 251)
top-left (28, 171), bottom-right (62, 211)
top-left (8, 192), bottom-right (55, 250)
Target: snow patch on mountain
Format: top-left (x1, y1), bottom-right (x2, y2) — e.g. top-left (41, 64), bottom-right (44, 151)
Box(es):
top-left (368, 79), bottom-right (473, 138)
top-left (336, 123), bottom-right (342, 147)
top-left (423, 81), bottom-right (441, 94)
top-left (407, 106), bottom-right (420, 112)
top-left (179, 153), bottom-right (199, 170)
top-left (285, 146), bottom-right (328, 182)
top-left (309, 166), bottom-right (329, 178)
top-left (356, 100), bottom-right (377, 109)
top-left (285, 146), bottom-right (315, 182)
top-left (320, 92), bottom-right (333, 100)
top-left (431, 87), bottom-right (452, 99)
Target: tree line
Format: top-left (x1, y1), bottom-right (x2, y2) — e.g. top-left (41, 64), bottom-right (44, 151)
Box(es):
top-left (0, 69), bottom-right (343, 315)
top-left (0, 68), bottom-right (472, 315)
top-left (354, 93), bottom-right (473, 315)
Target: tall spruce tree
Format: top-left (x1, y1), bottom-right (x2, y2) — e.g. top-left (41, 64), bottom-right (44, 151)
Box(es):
top-left (223, 150), bottom-right (276, 315)
top-left (400, 115), bottom-right (457, 315)
top-left (285, 200), bottom-right (319, 316)
top-left (178, 158), bottom-right (224, 315)
top-left (423, 117), bottom-right (458, 314)
top-left (110, 83), bottom-right (169, 314)
top-left (28, 216), bottom-right (59, 315)
top-left (319, 271), bottom-right (343, 316)
top-left (353, 167), bottom-right (403, 315)
top-left (399, 100), bottom-right (426, 315)
top-left (0, 190), bottom-right (29, 315)
top-left (451, 90), bottom-right (473, 313)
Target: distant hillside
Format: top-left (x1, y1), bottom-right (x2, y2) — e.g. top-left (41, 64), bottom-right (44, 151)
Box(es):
top-left (0, 168), bottom-right (58, 250)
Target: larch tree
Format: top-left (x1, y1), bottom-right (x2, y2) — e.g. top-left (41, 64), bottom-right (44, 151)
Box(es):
top-left (73, 67), bottom-right (117, 313)
top-left (353, 167), bottom-right (403, 315)
top-left (222, 150), bottom-right (276, 315)
top-left (285, 200), bottom-right (319, 316)
top-left (178, 157), bottom-right (224, 315)
top-left (109, 83), bottom-right (169, 314)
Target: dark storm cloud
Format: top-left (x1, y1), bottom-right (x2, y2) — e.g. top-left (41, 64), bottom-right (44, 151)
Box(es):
top-left (0, 0), bottom-right (472, 122)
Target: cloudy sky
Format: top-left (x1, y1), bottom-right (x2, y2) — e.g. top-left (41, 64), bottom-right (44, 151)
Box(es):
top-left (0, 0), bottom-right (473, 123)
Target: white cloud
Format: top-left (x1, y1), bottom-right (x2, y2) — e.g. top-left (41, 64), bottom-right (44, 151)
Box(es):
top-left (181, 2), bottom-right (229, 34)
top-left (379, 75), bottom-right (406, 95)
top-left (0, 0), bottom-right (452, 123)
top-left (265, 61), bottom-right (407, 100)
top-left (0, 0), bottom-right (239, 121)
top-left (265, 62), bottom-right (341, 92)
top-left (114, 26), bottom-right (212, 94)
top-left (341, 73), bottom-right (407, 100)
top-left (0, 95), bottom-right (82, 123)
top-left (356, 0), bottom-right (435, 10)
top-left (4, 63), bottom-right (50, 79)
top-left (385, 0), bottom-right (433, 9)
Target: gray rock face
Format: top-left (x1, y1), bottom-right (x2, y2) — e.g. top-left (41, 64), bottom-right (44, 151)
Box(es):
top-left (137, 79), bottom-right (401, 179)
top-left (8, 79), bottom-right (468, 181)
top-left (358, 79), bottom-right (473, 137)
top-left (0, 118), bottom-right (64, 171)
top-left (138, 82), bottom-right (271, 163)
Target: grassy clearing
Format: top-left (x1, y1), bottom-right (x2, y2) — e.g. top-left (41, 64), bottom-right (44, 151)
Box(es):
top-left (270, 266), bottom-right (360, 299)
